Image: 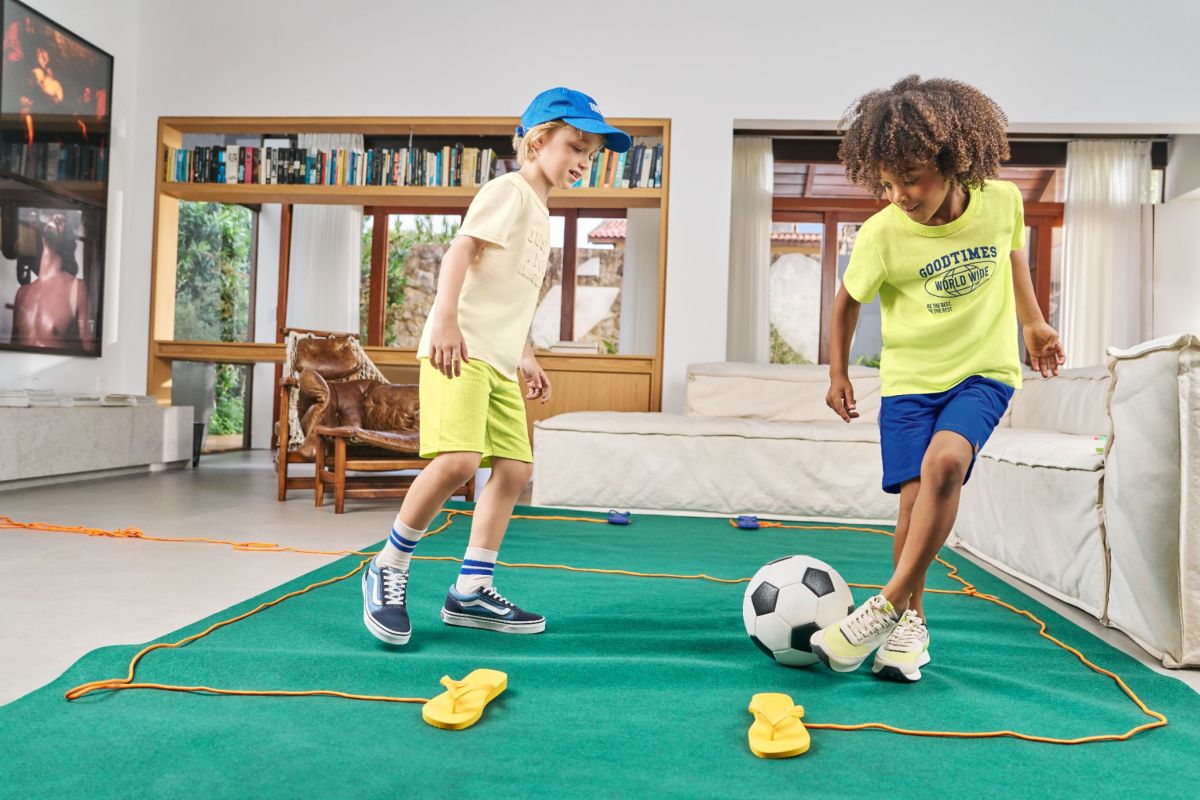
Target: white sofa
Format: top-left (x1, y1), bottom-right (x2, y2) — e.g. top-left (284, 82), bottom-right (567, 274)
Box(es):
top-left (533, 333), bottom-right (1200, 667)
top-left (534, 363), bottom-right (898, 522)
top-left (954, 366), bottom-right (1111, 618)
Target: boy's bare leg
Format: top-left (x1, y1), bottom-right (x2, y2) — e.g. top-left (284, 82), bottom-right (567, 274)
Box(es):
top-left (396, 451), bottom-right (481, 531)
top-left (363, 451), bottom-right (480, 645)
top-left (882, 431), bottom-right (974, 612)
top-left (466, 457), bottom-right (533, 551)
top-left (892, 478), bottom-right (925, 618)
top-left (441, 457), bottom-right (545, 634)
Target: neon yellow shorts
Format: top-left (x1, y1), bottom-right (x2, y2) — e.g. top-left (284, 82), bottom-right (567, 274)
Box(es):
top-left (418, 357), bottom-right (532, 466)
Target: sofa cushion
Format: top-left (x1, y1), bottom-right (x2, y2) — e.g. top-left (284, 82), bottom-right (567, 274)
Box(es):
top-left (1007, 366), bottom-right (1110, 436)
top-left (537, 411), bottom-right (881, 444)
top-left (685, 362), bottom-right (882, 423)
top-left (533, 411), bottom-right (896, 521)
top-left (979, 428), bottom-right (1104, 471)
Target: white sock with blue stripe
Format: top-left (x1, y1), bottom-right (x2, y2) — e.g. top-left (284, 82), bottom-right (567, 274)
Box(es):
top-left (374, 516), bottom-right (426, 571)
top-left (455, 547), bottom-right (498, 594)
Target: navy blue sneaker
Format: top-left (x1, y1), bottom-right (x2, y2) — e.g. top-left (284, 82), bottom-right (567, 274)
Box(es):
top-left (361, 559), bottom-right (411, 645)
top-left (441, 585), bottom-right (546, 634)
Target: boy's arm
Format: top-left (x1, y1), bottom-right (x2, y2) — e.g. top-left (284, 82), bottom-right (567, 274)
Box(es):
top-left (1010, 249), bottom-right (1066, 377)
top-left (428, 235), bottom-right (485, 378)
top-left (826, 285), bottom-right (863, 422)
top-left (519, 340), bottom-right (552, 404)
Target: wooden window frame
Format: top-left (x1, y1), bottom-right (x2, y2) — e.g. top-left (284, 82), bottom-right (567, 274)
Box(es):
top-left (772, 197), bottom-right (1063, 364)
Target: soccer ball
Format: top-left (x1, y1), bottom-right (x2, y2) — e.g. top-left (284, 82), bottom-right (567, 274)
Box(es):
top-left (742, 555), bottom-right (855, 667)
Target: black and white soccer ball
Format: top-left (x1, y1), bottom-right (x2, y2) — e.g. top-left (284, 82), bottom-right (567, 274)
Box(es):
top-left (742, 555), bottom-right (855, 667)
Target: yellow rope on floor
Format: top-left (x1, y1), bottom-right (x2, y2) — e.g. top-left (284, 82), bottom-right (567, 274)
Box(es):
top-left (3, 511), bottom-right (1168, 745)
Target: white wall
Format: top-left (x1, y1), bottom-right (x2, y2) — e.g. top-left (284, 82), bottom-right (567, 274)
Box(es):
top-left (15, 0), bottom-right (1200, 411)
top-left (1166, 135), bottom-right (1200, 201)
top-left (1153, 199), bottom-right (1200, 337)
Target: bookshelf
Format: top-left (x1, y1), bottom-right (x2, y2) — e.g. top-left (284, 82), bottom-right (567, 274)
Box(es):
top-left (147, 116), bottom-right (671, 437)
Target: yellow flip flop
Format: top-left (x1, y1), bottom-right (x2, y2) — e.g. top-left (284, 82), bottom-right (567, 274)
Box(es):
top-left (747, 692), bottom-right (810, 758)
top-left (421, 669), bottom-right (508, 730)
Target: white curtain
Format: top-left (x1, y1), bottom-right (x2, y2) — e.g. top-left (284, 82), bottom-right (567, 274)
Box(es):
top-left (1061, 140), bottom-right (1153, 367)
top-left (286, 133), bottom-right (364, 334)
top-left (726, 137), bottom-right (773, 363)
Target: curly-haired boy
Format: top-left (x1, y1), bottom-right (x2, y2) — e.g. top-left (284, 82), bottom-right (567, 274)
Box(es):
top-left (809, 75), bottom-right (1066, 682)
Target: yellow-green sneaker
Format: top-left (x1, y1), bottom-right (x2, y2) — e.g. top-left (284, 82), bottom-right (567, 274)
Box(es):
top-left (809, 594), bottom-right (900, 673)
top-left (872, 609), bottom-right (930, 682)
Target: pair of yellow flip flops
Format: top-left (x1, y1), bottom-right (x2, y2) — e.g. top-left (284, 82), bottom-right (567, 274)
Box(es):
top-left (422, 669), bottom-right (508, 730)
top-left (747, 692), bottom-right (810, 758)
top-left (422, 670), bottom-right (809, 759)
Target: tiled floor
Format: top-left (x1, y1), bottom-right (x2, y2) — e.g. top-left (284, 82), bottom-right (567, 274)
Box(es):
top-left (1, 450), bottom-right (1196, 705)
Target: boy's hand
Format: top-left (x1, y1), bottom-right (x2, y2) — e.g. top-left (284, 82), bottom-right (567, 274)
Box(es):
top-left (519, 354), bottom-right (552, 403)
top-left (826, 374), bottom-right (859, 423)
top-left (1023, 322), bottom-right (1066, 378)
top-left (430, 315), bottom-right (469, 378)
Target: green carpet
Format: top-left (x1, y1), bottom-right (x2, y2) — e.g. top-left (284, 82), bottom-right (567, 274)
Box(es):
top-left (2, 503), bottom-right (1195, 798)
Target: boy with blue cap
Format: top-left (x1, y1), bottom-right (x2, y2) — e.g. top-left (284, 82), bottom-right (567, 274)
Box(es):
top-left (362, 88), bottom-right (630, 645)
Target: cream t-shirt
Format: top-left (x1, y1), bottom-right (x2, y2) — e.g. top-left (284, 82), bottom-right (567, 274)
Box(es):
top-left (417, 172), bottom-right (550, 380)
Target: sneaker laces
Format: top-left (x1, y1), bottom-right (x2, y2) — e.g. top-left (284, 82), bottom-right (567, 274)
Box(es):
top-left (479, 586), bottom-right (515, 609)
top-left (380, 567), bottom-right (409, 606)
top-left (842, 595), bottom-right (897, 644)
top-left (887, 611), bottom-right (928, 651)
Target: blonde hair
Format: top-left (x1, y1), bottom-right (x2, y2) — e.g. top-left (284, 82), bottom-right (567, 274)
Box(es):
top-left (512, 121), bottom-right (604, 166)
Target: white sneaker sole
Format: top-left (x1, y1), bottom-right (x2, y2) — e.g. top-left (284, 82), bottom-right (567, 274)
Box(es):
top-left (872, 650), bottom-right (931, 682)
top-left (809, 626), bottom-right (874, 673)
top-left (361, 575), bottom-right (410, 645)
top-left (441, 608), bottom-right (546, 634)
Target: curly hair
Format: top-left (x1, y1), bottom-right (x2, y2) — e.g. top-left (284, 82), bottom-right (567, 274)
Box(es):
top-left (838, 75), bottom-right (1011, 196)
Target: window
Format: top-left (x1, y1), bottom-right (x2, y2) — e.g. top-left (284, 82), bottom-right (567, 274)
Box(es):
top-left (173, 202), bottom-right (258, 448)
top-left (174, 201), bottom-right (256, 343)
top-left (360, 207), bottom-right (659, 357)
top-left (768, 219), bottom-right (822, 364)
top-left (532, 214), bottom-right (629, 354)
top-left (360, 213), bottom-right (461, 347)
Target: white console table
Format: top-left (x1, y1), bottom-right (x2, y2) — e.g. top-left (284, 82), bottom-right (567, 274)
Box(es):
top-left (0, 406), bottom-right (193, 490)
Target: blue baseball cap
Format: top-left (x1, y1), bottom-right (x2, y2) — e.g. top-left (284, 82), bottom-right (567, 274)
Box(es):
top-left (517, 87), bottom-right (632, 153)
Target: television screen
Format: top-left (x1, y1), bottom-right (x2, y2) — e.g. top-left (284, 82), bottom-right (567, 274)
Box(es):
top-left (0, 0), bottom-right (110, 356)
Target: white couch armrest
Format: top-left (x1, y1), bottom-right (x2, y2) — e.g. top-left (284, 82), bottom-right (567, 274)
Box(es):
top-left (1103, 333), bottom-right (1200, 666)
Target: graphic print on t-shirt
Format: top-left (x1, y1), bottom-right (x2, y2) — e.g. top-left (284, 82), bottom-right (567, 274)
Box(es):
top-left (519, 227), bottom-right (549, 287)
top-left (917, 244), bottom-right (999, 315)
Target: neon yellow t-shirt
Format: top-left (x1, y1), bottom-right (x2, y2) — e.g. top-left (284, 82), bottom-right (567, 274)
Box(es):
top-left (841, 179), bottom-right (1026, 397)
top-left (417, 172), bottom-right (550, 380)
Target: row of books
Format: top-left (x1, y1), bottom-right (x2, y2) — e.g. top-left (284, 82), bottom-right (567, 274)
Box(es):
top-left (0, 389), bottom-right (157, 408)
top-left (0, 141), bottom-right (109, 183)
top-left (161, 136), bottom-right (664, 190)
top-left (573, 138), bottom-right (663, 189)
top-left (163, 144), bottom-right (503, 188)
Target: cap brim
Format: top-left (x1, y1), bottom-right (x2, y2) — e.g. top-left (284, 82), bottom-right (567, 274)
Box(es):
top-left (562, 117), bottom-right (632, 153)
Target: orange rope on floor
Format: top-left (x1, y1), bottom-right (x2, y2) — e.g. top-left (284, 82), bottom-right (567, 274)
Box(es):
top-left (5, 510), bottom-right (1167, 744)
top-left (65, 557), bottom-right (430, 705)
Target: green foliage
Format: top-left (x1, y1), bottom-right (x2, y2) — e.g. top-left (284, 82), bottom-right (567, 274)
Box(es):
top-left (853, 353), bottom-right (882, 368)
top-left (769, 323), bottom-right (812, 365)
top-left (361, 215), bottom-right (459, 346)
top-left (174, 202), bottom-right (253, 436)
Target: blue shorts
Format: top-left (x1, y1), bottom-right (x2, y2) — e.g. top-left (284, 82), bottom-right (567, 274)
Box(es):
top-left (878, 376), bottom-right (1015, 495)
